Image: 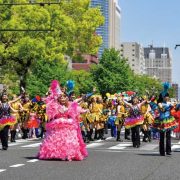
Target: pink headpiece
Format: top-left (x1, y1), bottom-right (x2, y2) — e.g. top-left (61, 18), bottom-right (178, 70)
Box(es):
top-left (50, 80), bottom-right (62, 99)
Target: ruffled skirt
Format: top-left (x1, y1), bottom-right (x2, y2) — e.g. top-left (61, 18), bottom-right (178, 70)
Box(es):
top-left (0, 116), bottom-right (16, 131)
top-left (38, 118), bottom-right (88, 161)
top-left (152, 116), bottom-right (178, 132)
top-left (124, 115), bottom-right (144, 129)
top-left (174, 120), bottom-right (180, 133)
top-left (27, 117), bottom-right (40, 129)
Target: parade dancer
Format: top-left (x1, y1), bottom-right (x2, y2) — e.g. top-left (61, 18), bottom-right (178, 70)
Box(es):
top-left (149, 95), bottom-right (160, 140)
top-left (123, 97), bottom-right (146, 148)
top-left (115, 99), bottom-right (127, 142)
top-left (153, 83), bottom-right (177, 156)
top-left (38, 80), bottom-right (88, 161)
top-left (141, 96), bottom-right (154, 142)
top-left (27, 102), bottom-right (40, 138)
top-left (9, 95), bottom-right (23, 142)
top-left (172, 104), bottom-right (180, 139)
top-left (107, 100), bottom-right (117, 138)
top-left (87, 96), bottom-right (98, 140)
top-left (37, 103), bottom-right (47, 138)
top-left (0, 92), bottom-right (16, 150)
top-left (79, 99), bottom-right (89, 143)
top-left (96, 96), bottom-right (105, 140)
top-left (20, 94), bottom-right (31, 139)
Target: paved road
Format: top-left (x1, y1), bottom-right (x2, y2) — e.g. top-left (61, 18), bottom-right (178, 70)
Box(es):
top-left (0, 132), bottom-right (180, 180)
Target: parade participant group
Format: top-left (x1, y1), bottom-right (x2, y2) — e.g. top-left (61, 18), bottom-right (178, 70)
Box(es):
top-left (0, 80), bottom-right (180, 160)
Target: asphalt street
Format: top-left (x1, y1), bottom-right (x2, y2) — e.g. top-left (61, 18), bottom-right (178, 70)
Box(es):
top-left (0, 132), bottom-right (180, 180)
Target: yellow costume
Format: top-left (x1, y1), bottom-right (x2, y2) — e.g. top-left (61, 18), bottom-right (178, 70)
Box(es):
top-left (20, 101), bottom-right (31, 128)
top-left (115, 104), bottom-right (127, 126)
top-left (10, 101), bottom-right (21, 123)
top-left (79, 101), bottom-right (89, 126)
top-left (141, 104), bottom-right (154, 125)
top-left (87, 102), bottom-right (100, 123)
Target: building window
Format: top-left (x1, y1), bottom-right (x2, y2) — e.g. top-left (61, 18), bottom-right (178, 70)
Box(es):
top-left (161, 54), bottom-right (167, 59)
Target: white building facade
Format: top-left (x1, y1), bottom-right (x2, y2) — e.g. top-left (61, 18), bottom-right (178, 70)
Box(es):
top-left (144, 46), bottom-right (172, 83)
top-left (120, 42), bottom-right (146, 75)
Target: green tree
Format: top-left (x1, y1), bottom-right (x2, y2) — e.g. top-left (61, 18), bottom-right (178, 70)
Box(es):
top-left (90, 48), bottom-right (134, 96)
top-left (132, 74), bottom-right (162, 96)
top-left (26, 59), bottom-right (96, 97)
top-left (26, 59), bottom-right (68, 97)
top-left (67, 70), bottom-right (97, 95)
top-left (0, 0), bottom-right (104, 91)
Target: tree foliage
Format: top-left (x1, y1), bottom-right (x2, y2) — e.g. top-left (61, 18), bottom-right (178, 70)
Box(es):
top-left (91, 48), bottom-right (134, 96)
top-left (91, 48), bottom-right (162, 97)
top-left (26, 59), bottom-right (68, 97)
top-left (26, 59), bottom-right (96, 97)
top-left (0, 0), bottom-right (104, 91)
top-left (67, 70), bottom-right (97, 95)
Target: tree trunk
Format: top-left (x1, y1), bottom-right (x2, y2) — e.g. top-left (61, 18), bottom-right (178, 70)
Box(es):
top-left (19, 74), bottom-right (27, 93)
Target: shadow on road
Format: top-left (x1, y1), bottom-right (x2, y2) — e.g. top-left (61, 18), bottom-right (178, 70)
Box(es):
top-left (136, 153), bottom-right (162, 157)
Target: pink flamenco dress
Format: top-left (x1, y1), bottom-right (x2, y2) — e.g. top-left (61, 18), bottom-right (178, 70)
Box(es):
top-left (37, 99), bottom-right (88, 161)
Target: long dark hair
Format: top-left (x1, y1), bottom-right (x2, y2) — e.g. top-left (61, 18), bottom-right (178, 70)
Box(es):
top-left (157, 92), bottom-right (169, 104)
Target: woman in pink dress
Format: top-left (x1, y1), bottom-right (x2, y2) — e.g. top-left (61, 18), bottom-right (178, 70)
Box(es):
top-left (38, 80), bottom-right (88, 161)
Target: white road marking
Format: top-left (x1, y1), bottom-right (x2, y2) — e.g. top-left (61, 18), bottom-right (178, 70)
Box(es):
top-left (108, 143), bottom-right (132, 150)
top-left (86, 143), bottom-right (104, 148)
top-left (94, 139), bottom-right (104, 143)
top-left (10, 164), bottom-right (25, 168)
top-left (139, 144), bottom-right (158, 151)
top-left (12, 138), bottom-right (39, 143)
top-left (105, 137), bottom-right (114, 140)
top-left (27, 159), bottom-right (39, 163)
top-left (172, 144), bottom-right (180, 152)
top-left (9, 142), bottom-right (25, 147)
top-left (21, 143), bottom-right (41, 148)
top-left (0, 169), bottom-right (6, 173)
top-left (92, 149), bottom-right (159, 153)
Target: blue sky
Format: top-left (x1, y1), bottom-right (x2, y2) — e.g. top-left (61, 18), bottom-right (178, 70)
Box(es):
top-left (120, 0), bottom-right (180, 85)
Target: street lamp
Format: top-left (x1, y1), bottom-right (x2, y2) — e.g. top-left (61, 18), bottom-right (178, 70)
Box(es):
top-left (175, 45), bottom-right (180, 49)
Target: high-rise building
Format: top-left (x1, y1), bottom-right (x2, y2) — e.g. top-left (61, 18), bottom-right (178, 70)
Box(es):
top-left (144, 46), bottom-right (172, 83)
top-left (91, 0), bottom-right (121, 57)
top-left (120, 42), bottom-right (146, 75)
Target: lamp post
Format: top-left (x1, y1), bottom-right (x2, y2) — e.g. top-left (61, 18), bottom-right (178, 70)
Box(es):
top-left (175, 45), bottom-right (180, 49)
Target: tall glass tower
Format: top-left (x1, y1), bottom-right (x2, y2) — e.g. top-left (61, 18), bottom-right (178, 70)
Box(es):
top-left (91, 0), bottom-right (121, 58)
top-left (91, 0), bottom-right (109, 57)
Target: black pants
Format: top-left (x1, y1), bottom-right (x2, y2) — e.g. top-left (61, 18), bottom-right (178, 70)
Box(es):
top-left (39, 126), bottom-right (45, 138)
top-left (159, 130), bottom-right (171, 155)
top-left (125, 128), bottom-right (130, 138)
top-left (131, 125), bottom-right (140, 147)
top-left (0, 125), bottom-right (10, 148)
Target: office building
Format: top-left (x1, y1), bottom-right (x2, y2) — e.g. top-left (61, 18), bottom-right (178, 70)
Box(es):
top-left (120, 42), bottom-right (146, 74)
top-left (91, 0), bottom-right (121, 57)
top-left (144, 45), bottom-right (172, 82)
